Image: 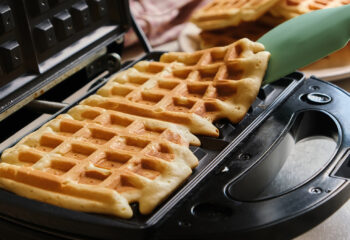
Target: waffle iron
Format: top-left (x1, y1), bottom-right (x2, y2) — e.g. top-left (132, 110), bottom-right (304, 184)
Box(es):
top-left (0, 1), bottom-right (349, 239)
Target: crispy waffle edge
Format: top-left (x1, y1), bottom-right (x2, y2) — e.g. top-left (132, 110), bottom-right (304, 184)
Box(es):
top-left (0, 38), bottom-right (270, 219)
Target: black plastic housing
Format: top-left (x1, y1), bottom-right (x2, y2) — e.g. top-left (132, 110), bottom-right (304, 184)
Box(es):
top-left (0, 51), bottom-right (349, 239)
top-left (157, 76), bottom-right (350, 240)
top-left (0, 0), bottom-right (130, 119)
top-left (0, 2), bottom-right (349, 238)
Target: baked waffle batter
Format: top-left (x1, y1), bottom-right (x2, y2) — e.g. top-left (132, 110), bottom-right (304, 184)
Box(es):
top-left (90, 38), bottom-right (269, 132)
top-left (190, 0), bottom-right (280, 30)
top-left (0, 110), bottom-right (199, 218)
top-left (199, 21), bottom-right (272, 49)
top-left (0, 39), bottom-right (270, 218)
top-left (270, 0), bottom-right (350, 19)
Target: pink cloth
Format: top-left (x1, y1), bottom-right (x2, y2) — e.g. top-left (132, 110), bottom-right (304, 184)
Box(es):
top-left (125, 0), bottom-right (208, 47)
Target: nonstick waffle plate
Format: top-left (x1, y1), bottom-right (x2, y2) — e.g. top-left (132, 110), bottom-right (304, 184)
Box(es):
top-left (1, 51), bottom-right (349, 239)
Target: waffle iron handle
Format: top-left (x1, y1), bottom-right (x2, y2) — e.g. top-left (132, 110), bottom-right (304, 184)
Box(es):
top-left (222, 78), bottom-right (350, 237)
top-left (157, 78), bottom-right (350, 239)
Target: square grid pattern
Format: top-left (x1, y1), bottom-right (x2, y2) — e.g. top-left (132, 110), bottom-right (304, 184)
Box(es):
top-left (190, 0), bottom-right (280, 30)
top-left (85, 38), bottom-right (269, 137)
top-left (0, 106), bottom-right (198, 218)
top-left (270, 0), bottom-right (350, 19)
top-left (0, 39), bottom-right (269, 218)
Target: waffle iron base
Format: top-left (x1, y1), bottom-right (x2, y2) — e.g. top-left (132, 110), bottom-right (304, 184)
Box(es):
top-left (0, 53), bottom-right (349, 240)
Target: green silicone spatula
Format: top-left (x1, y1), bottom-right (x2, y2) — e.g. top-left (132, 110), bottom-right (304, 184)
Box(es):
top-left (258, 4), bottom-right (350, 84)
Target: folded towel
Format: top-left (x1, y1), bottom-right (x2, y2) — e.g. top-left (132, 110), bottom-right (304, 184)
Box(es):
top-left (125, 0), bottom-right (209, 47)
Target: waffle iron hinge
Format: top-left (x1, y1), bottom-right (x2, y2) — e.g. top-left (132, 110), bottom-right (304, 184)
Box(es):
top-left (0, 48), bottom-right (106, 121)
top-left (0, 51), bottom-right (123, 156)
top-left (85, 52), bottom-right (122, 80)
top-left (12, 50), bottom-right (122, 116)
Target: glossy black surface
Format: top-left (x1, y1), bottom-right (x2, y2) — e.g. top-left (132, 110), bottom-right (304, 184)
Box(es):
top-left (0, 52), bottom-right (303, 238)
top-left (0, 49), bottom-right (349, 240)
top-left (0, 0), bottom-right (130, 117)
top-left (157, 77), bottom-right (350, 240)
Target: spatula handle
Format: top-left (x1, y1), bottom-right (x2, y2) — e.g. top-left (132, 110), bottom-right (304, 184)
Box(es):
top-left (259, 4), bottom-right (350, 84)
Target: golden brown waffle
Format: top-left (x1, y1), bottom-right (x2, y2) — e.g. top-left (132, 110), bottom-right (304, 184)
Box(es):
top-left (0, 109), bottom-right (199, 218)
top-left (190, 0), bottom-right (281, 30)
top-left (84, 39), bottom-right (269, 133)
top-left (199, 21), bottom-right (272, 49)
top-left (0, 38), bottom-right (270, 218)
top-left (270, 0), bottom-right (350, 19)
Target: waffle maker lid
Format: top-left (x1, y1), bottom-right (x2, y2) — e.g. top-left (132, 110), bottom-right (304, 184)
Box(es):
top-left (0, 0), bottom-right (131, 121)
top-left (0, 1), bottom-right (350, 240)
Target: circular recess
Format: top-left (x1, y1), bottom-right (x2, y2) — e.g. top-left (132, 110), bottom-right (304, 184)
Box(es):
top-left (309, 187), bottom-right (323, 194)
top-left (239, 153), bottom-right (251, 161)
top-left (305, 92), bottom-right (332, 104)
